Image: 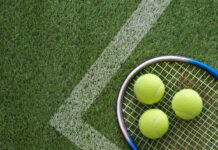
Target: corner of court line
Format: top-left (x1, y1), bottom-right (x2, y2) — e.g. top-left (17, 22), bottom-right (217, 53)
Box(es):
top-left (50, 0), bottom-right (172, 149)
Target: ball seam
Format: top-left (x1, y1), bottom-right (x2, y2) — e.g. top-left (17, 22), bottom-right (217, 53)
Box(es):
top-left (153, 83), bottom-right (163, 102)
top-left (153, 114), bottom-right (164, 137)
top-left (175, 110), bottom-right (195, 118)
top-left (135, 77), bottom-right (142, 94)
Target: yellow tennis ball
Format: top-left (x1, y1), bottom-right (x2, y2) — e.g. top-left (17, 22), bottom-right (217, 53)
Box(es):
top-left (172, 89), bottom-right (203, 120)
top-left (139, 109), bottom-right (169, 139)
top-left (134, 74), bottom-right (165, 104)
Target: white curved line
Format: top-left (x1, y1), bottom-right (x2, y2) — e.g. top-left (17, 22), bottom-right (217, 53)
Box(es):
top-left (153, 114), bottom-right (164, 137)
top-left (153, 84), bottom-right (163, 101)
top-left (175, 110), bottom-right (195, 117)
top-left (135, 77), bottom-right (142, 93)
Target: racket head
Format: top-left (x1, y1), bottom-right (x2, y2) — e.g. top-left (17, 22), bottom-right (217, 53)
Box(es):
top-left (117, 56), bottom-right (217, 150)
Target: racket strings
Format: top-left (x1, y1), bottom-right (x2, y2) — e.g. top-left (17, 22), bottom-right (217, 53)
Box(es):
top-left (122, 61), bottom-right (217, 150)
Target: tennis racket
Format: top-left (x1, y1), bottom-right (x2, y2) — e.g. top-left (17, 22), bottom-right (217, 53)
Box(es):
top-left (117, 56), bottom-right (218, 150)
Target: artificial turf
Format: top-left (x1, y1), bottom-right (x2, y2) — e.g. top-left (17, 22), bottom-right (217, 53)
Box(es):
top-left (0, 0), bottom-right (217, 149)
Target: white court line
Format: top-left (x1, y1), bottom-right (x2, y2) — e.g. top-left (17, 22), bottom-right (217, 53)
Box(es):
top-left (50, 0), bottom-right (171, 149)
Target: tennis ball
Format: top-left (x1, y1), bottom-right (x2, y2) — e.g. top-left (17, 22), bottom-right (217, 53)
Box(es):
top-left (139, 109), bottom-right (169, 139)
top-left (134, 74), bottom-right (165, 104)
top-left (172, 89), bottom-right (203, 120)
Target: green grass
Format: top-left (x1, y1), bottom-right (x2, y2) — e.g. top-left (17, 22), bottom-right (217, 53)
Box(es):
top-left (0, 0), bottom-right (217, 149)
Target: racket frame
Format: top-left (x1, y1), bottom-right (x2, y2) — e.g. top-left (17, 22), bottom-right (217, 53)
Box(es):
top-left (117, 55), bottom-right (218, 150)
